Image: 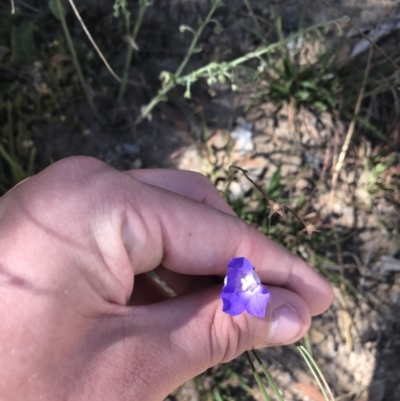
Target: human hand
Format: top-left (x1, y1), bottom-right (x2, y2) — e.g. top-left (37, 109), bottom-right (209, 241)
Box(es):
top-left (0, 157), bottom-right (333, 401)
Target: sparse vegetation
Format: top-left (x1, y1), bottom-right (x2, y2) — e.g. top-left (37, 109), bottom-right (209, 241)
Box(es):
top-left (1, 0), bottom-right (400, 399)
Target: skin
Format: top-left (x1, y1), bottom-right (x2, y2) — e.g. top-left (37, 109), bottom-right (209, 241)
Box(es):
top-left (0, 156), bottom-right (333, 401)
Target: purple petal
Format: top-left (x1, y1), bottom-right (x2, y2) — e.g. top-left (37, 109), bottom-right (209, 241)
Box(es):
top-left (222, 268), bottom-right (247, 293)
top-left (227, 257), bottom-right (254, 272)
top-left (244, 287), bottom-right (270, 317)
top-left (221, 292), bottom-right (246, 316)
top-left (220, 257), bottom-right (270, 317)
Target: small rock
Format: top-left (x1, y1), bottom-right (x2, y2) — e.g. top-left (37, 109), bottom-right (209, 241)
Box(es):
top-left (207, 129), bottom-right (230, 150)
top-left (177, 147), bottom-right (206, 174)
top-left (228, 181), bottom-right (245, 201)
top-left (254, 118), bottom-right (268, 132)
top-left (230, 122), bottom-right (254, 155)
top-left (275, 125), bottom-right (291, 141)
top-left (240, 156), bottom-right (266, 178)
top-left (229, 157), bottom-right (266, 200)
top-left (346, 170), bottom-right (356, 185)
top-left (310, 328), bottom-right (325, 344)
top-left (131, 159), bottom-right (143, 169)
top-left (295, 177), bottom-right (312, 191)
top-left (115, 143), bottom-right (140, 154)
top-left (280, 154), bottom-right (302, 177)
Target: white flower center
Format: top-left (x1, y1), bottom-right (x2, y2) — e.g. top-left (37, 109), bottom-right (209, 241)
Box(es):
top-left (240, 272), bottom-right (259, 292)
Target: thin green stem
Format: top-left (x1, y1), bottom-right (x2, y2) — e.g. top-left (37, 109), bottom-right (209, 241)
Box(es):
top-left (298, 346), bottom-right (329, 401)
top-left (242, 0), bottom-right (266, 44)
top-left (6, 101), bottom-right (15, 159)
top-left (27, 147), bottom-right (36, 177)
top-left (136, 81), bottom-right (173, 123)
top-left (266, 217), bottom-right (271, 237)
top-left (113, 0), bottom-right (149, 121)
top-left (223, 368), bottom-right (257, 397)
top-left (0, 181), bottom-right (7, 194)
top-left (136, 0), bottom-right (222, 123)
top-left (252, 351), bottom-right (285, 401)
top-left (297, 345), bottom-right (335, 401)
top-left (55, 0), bottom-right (102, 122)
top-left (3, 103), bottom-right (24, 184)
top-left (245, 351), bottom-right (272, 401)
top-left (303, 332), bottom-right (313, 357)
top-left (0, 144), bottom-right (25, 183)
top-left (175, 0), bottom-right (222, 78)
top-left (179, 17), bottom-right (347, 81)
top-left (137, 16), bottom-right (347, 122)
top-left (212, 388), bottom-right (224, 401)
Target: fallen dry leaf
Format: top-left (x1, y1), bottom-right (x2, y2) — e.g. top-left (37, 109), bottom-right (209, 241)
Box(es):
top-left (294, 382), bottom-right (325, 401)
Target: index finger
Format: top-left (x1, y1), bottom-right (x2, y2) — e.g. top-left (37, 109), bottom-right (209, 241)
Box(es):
top-left (123, 177), bottom-right (333, 316)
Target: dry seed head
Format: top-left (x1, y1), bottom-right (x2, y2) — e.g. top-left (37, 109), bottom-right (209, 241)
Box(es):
top-left (268, 201), bottom-right (284, 219)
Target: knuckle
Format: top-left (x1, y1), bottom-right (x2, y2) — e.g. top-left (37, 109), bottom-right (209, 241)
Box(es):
top-left (211, 312), bottom-right (254, 364)
top-left (11, 156), bottom-right (125, 222)
top-left (182, 171), bottom-right (215, 194)
top-left (42, 156), bottom-right (110, 183)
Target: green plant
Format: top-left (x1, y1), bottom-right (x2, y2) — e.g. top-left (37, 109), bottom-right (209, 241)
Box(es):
top-left (138, 14), bottom-right (347, 121)
top-left (248, 6), bottom-right (343, 113)
top-left (363, 153), bottom-right (397, 196)
top-left (113, 0), bottom-right (152, 119)
top-left (3, 1), bottom-right (394, 399)
top-left (256, 47), bottom-right (342, 111)
top-left (0, 102), bottom-right (35, 194)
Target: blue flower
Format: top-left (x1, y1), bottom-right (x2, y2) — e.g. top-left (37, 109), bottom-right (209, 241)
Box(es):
top-left (220, 257), bottom-right (270, 317)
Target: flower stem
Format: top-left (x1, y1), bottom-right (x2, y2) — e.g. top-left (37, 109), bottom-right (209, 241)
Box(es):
top-left (175, 0), bottom-right (222, 78)
top-left (252, 351), bottom-right (285, 401)
top-left (67, 0), bottom-right (121, 82)
top-left (55, 0), bottom-right (103, 122)
top-left (245, 351), bottom-right (272, 401)
top-left (230, 165), bottom-right (313, 231)
top-left (113, 0), bottom-right (149, 122)
top-left (136, 0), bottom-right (222, 123)
top-left (297, 345), bottom-right (335, 401)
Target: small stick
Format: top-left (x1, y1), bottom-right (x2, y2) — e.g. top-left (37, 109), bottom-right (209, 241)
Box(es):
top-left (67, 0), bottom-right (121, 82)
top-left (230, 166), bottom-right (319, 238)
top-left (328, 46), bottom-right (373, 210)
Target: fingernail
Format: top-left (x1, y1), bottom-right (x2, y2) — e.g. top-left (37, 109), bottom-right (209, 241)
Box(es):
top-left (269, 305), bottom-right (302, 345)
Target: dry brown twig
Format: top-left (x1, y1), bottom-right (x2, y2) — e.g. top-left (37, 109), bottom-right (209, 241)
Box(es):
top-left (328, 46), bottom-right (373, 211)
top-left (67, 0), bottom-right (121, 82)
top-left (230, 166), bottom-right (320, 238)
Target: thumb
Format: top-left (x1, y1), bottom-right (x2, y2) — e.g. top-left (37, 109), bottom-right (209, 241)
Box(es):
top-left (118, 285), bottom-right (311, 400)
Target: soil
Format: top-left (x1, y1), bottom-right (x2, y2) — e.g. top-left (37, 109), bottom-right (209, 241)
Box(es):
top-left (10, 0), bottom-right (400, 400)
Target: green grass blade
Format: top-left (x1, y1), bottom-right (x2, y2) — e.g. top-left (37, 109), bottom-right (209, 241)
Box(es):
top-left (213, 388), bottom-right (224, 401)
top-left (0, 144), bottom-right (25, 184)
top-left (297, 345), bottom-right (335, 401)
top-left (224, 367), bottom-right (258, 397)
top-left (252, 351), bottom-right (285, 401)
top-left (114, 0), bottom-right (149, 121)
top-left (6, 101), bottom-right (15, 159)
top-left (245, 351), bottom-right (272, 401)
top-left (26, 147), bottom-right (36, 177)
top-left (354, 115), bottom-right (386, 140)
top-left (303, 332), bottom-right (313, 357)
top-left (54, 0), bottom-right (102, 122)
